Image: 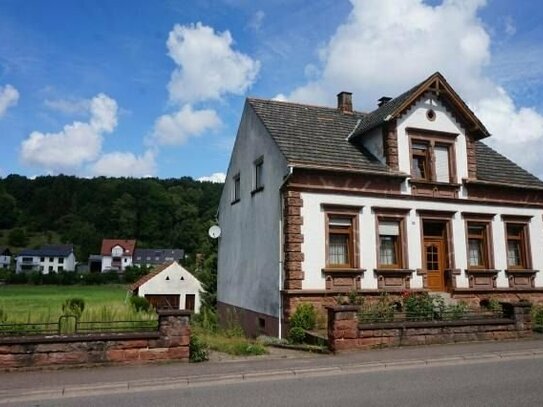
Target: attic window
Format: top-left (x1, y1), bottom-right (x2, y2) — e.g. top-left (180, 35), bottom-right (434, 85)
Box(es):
top-left (426, 109), bottom-right (436, 121)
top-left (180, 276), bottom-right (184, 281)
top-left (165, 276), bottom-right (170, 280)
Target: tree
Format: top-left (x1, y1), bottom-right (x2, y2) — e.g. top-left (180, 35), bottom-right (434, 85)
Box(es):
top-left (8, 228), bottom-right (28, 247)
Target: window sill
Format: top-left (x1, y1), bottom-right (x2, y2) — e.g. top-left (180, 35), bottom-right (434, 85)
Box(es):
top-left (464, 268), bottom-right (499, 274)
top-left (409, 179), bottom-right (461, 187)
top-left (230, 199), bottom-right (240, 206)
top-left (374, 268), bottom-right (414, 275)
top-left (505, 269), bottom-right (538, 274)
top-left (322, 268), bottom-right (365, 274)
top-left (251, 186), bottom-right (264, 196)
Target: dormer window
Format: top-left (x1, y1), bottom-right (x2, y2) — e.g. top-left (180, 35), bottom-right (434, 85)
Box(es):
top-left (409, 134), bottom-right (455, 184)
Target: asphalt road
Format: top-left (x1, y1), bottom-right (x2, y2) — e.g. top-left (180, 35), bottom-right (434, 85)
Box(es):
top-left (9, 355), bottom-right (543, 407)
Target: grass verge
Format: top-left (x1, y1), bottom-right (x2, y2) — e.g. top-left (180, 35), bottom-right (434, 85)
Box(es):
top-left (192, 326), bottom-right (267, 356)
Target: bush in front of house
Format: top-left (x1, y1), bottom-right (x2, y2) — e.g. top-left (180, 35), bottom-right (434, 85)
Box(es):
top-left (289, 303), bottom-right (317, 331)
top-left (130, 295), bottom-right (152, 313)
top-left (288, 326), bottom-right (306, 344)
top-left (189, 334), bottom-right (208, 362)
top-left (532, 305), bottom-right (543, 332)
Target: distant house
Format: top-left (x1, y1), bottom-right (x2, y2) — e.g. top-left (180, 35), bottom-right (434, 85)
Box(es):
top-left (132, 249), bottom-right (184, 268)
top-left (130, 261), bottom-right (202, 312)
top-left (15, 245), bottom-right (76, 274)
top-left (100, 239), bottom-right (136, 272)
top-left (0, 247), bottom-right (12, 269)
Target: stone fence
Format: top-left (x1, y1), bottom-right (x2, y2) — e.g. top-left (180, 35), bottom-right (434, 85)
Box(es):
top-left (0, 310), bottom-right (191, 370)
top-left (327, 302), bottom-right (532, 352)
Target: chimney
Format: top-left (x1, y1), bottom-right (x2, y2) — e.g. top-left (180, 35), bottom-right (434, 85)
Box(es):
top-left (337, 91), bottom-right (353, 114)
top-left (378, 96), bottom-right (392, 107)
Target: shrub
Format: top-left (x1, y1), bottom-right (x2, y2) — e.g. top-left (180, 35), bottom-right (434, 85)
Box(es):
top-left (62, 297), bottom-right (85, 318)
top-left (403, 292), bottom-right (445, 321)
top-left (532, 305), bottom-right (543, 332)
top-left (290, 303), bottom-right (316, 331)
top-left (193, 307), bottom-right (218, 332)
top-left (124, 266), bottom-right (150, 284)
top-left (445, 301), bottom-right (469, 320)
top-left (0, 308), bottom-right (6, 323)
top-left (189, 335), bottom-right (208, 362)
top-left (358, 294), bottom-right (395, 323)
top-left (130, 296), bottom-right (151, 313)
top-left (288, 326), bottom-right (306, 344)
top-left (6, 272), bottom-right (28, 284)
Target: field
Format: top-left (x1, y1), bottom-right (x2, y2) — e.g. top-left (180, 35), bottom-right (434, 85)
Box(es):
top-left (0, 284), bottom-right (146, 323)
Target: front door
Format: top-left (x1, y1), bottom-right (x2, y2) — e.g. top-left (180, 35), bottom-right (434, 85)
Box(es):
top-left (424, 238), bottom-right (446, 291)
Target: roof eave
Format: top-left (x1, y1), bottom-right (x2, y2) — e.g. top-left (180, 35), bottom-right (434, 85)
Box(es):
top-left (463, 178), bottom-right (543, 191)
top-left (289, 162), bottom-right (408, 179)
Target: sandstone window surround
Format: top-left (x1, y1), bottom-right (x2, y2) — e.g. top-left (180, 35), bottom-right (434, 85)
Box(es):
top-left (373, 207), bottom-right (413, 290)
top-left (462, 212), bottom-right (498, 290)
top-left (501, 215), bottom-right (537, 288)
top-left (321, 205), bottom-right (364, 291)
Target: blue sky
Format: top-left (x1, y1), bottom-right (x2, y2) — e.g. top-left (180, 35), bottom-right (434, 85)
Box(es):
top-left (1, 0), bottom-right (543, 181)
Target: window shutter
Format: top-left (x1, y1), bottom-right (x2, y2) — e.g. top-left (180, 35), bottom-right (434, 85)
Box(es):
top-left (329, 216), bottom-right (352, 227)
top-left (434, 146), bottom-right (450, 182)
top-left (379, 221), bottom-right (399, 236)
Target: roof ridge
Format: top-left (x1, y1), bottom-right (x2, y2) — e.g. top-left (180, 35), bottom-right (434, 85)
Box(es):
top-left (247, 97), bottom-right (367, 116)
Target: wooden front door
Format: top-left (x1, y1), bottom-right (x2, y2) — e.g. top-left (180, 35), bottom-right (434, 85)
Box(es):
top-left (185, 294), bottom-right (195, 311)
top-left (424, 238), bottom-right (446, 291)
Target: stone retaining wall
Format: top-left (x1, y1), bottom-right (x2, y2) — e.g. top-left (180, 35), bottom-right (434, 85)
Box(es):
top-left (0, 310), bottom-right (191, 370)
top-left (327, 302), bottom-right (532, 352)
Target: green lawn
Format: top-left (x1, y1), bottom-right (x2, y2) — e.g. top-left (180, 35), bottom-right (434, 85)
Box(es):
top-left (0, 285), bottom-right (138, 323)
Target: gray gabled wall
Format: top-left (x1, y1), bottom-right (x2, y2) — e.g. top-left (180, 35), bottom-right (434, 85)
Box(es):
top-left (217, 101), bottom-right (289, 321)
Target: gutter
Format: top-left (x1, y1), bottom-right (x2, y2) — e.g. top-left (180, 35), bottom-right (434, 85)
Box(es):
top-left (278, 166), bottom-right (294, 339)
top-left (463, 178), bottom-right (543, 192)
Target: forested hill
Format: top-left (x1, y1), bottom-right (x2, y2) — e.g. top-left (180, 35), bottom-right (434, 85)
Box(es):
top-left (0, 175), bottom-right (223, 261)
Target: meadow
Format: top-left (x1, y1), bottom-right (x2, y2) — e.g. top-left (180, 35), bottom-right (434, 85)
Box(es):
top-left (0, 284), bottom-right (153, 323)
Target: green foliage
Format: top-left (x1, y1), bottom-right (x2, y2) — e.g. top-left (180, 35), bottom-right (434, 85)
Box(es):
top-left (290, 303), bottom-right (317, 331)
top-left (129, 295), bottom-right (151, 312)
top-left (189, 334), bottom-right (208, 362)
top-left (532, 305), bottom-right (543, 332)
top-left (358, 294), bottom-right (396, 323)
top-left (445, 301), bottom-right (469, 320)
top-left (124, 265), bottom-right (151, 284)
top-left (8, 227), bottom-right (28, 247)
top-left (192, 307), bottom-right (218, 333)
top-left (61, 297), bottom-right (85, 318)
top-left (0, 308), bottom-right (6, 323)
top-left (403, 292), bottom-right (445, 321)
top-left (288, 326), bottom-right (306, 344)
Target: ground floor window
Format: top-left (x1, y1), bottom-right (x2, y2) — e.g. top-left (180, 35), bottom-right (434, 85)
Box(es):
top-left (505, 222), bottom-right (530, 269)
top-left (323, 206), bottom-right (360, 269)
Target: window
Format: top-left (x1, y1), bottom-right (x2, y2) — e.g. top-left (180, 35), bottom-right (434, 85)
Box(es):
top-left (58, 257), bottom-right (64, 264)
top-left (324, 207), bottom-right (359, 269)
top-left (49, 257), bottom-right (54, 262)
top-left (378, 220), bottom-right (402, 268)
top-left (467, 223), bottom-right (490, 269)
top-left (40, 257), bottom-right (45, 262)
top-left (410, 135), bottom-right (455, 183)
top-left (253, 157), bottom-right (264, 193)
top-left (505, 223), bottom-right (529, 269)
top-left (232, 173), bottom-right (241, 203)
top-left (58, 266), bottom-right (64, 272)
top-left (48, 266), bottom-right (53, 272)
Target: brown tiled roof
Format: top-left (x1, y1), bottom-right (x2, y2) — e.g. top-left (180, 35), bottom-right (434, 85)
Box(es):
top-left (248, 74), bottom-right (543, 189)
top-left (100, 239), bottom-right (136, 256)
top-left (130, 261), bottom-right (174, 291)
top-left (248, 98), bottom-right (399, 174)
top-left (474, 142), bottom-right (543, 188)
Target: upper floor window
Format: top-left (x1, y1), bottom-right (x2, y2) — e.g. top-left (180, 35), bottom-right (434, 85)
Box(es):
top-left (252, 157), bottom-right (264, 194)
top-left (231, 173), bottom-right (241, 204)
top-left (409, 133), bottom-right (456, 183)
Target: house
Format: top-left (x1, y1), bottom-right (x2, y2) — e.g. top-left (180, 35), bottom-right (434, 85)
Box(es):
top-left (217, 72), bottom-right (543, 338)
top-left (15, 245), bottom-right (76, 274)
top-left (130, 261), bottom-right (202, 312)
top-left (100, 239), bottom-right (136, 272)
top-left (132, 248), bottom-right (185, 268)
top-left (0, 247), bottom-right (12, 269)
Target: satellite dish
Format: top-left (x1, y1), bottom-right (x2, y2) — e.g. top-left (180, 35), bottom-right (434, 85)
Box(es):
top-left (208, 225), bottom-right (221, 239)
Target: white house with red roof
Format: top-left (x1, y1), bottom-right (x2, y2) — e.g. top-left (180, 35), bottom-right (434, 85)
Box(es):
top-left (100, 239), bottom-right (136, 272)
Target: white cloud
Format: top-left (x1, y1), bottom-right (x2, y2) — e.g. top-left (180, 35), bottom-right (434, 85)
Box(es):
top-left (278, 0), bottom-right (543, 178)
top-left (197, 172), bottom-right (226, 183)
top-left (20, 93), bottom-right (118, 173)
top-left (247, 10), bottom-right (265, 32)
top-left (44, 98), bottom-right (90, 115)
top-left (0, 84), bottom-right (19, 117)
top-left (152, 104), bottom-right (221, 146)
top-left (90, 150), bottom-right (156, 178)
top-left (166, 22), bottom-right (260, 104)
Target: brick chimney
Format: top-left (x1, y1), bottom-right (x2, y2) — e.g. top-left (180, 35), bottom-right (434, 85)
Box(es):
top-left (337, 91), bottom-right (353, 114)
top-left (378, 96), bottom-right (392, 107)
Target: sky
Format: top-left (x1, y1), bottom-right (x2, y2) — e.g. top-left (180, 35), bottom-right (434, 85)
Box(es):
top-left (1, 0), bottom-right (543, 182)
